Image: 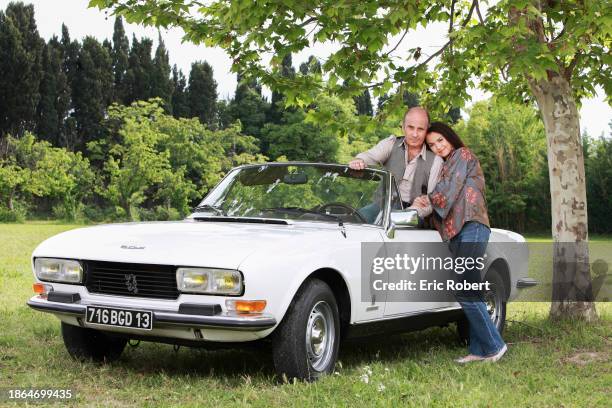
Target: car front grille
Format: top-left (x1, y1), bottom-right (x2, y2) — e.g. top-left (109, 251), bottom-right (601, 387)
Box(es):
top-left (84, 261), bottom-right (179, 300)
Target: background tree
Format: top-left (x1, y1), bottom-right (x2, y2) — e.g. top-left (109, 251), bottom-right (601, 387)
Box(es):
top-left (354, 89), bottom-right (374, 117)
top-left (298, 55), bottom-right (322, 76)
top-left (170, 65), bottom-right (190, 118)
top-left (111, 16), bottom-right (130, 104)
top-left (59, 24), bottom-right (80, 149)
top-left (584, 122), bottom-right (612, 234)
top-left (92, 0), bottom-right (610, 320)
top-left (150, 33), bottom-right (173, 112)
top-left (268, 54), bottom-right (295, 124)
top-left (72, 36), bottom-right (113, 151)
top-left (187, 61), bottom-right (217, 126)
top-left (0, 2), bottom-right (43, 137)
top-left (0, 132), bottom-right (94, 220)
top-left (124, 36), bottom-right (154, 103)
top-left (457, 98), bottom-right (549, 232)
top-left (230, 75), bottom-right (269, 141)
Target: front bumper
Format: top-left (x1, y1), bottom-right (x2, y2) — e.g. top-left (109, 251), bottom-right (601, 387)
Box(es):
top-left (27, 294), bottom-right (277, 331)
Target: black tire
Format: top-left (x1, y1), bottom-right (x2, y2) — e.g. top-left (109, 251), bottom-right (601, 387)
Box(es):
top-left (272, 279), bottom-right (340, 382)
top-left (61, 322), bottom-right (127, 362)
top-left (456, 271), bottom-right (507, 343)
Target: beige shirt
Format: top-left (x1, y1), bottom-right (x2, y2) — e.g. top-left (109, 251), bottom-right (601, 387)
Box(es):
top-left (356, 135), bottom-right (443, 204)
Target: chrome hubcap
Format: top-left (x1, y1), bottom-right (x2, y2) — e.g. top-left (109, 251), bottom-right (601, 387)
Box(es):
top-left (306, 301), bottom-right (335, 371)
top-left (485, 285), bottom-right (500, 327)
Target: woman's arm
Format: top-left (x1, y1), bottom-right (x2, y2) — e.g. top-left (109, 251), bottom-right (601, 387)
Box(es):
top-left (429, 148), bottom-right (477, 219)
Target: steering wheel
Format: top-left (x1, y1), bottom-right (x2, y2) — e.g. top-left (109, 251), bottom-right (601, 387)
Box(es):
top-left (315, 202), bottom-right (367, 223)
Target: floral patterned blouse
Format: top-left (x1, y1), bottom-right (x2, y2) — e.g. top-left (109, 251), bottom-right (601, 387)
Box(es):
top-left (428, 147), bottom-right (490, 241)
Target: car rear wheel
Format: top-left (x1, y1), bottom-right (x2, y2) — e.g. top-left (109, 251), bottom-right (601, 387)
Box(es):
top-left (61, 322), bottom-right (127, 362)
top-left (272, 279), bottom-right (340, 381)
top-left (457, 271), bottom-right (507, 344)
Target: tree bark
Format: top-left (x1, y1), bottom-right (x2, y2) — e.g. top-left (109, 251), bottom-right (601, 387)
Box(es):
top-left (528, 75), bottom-right (597, 321)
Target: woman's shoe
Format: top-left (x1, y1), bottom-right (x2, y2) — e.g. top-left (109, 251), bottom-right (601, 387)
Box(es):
top-left (454, 354), bottom-right (485, 364)
top-left (483, 344), bottom-right (507, 362)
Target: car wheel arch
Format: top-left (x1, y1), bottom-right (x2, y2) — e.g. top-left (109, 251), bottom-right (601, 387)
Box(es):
top-left (275, 268), bottom-right (351, 339)
top-left (485, 258), bottom-right (510, 300)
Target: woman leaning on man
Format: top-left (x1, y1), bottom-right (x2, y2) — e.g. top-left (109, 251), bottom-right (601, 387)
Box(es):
top-left (412, 122), bottom-right (507, 363)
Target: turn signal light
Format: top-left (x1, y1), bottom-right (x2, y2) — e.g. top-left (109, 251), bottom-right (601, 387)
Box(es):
top-left (33, 282), bottom-right (53, 297)
top-left (226, 300), bottom-right (267, 314)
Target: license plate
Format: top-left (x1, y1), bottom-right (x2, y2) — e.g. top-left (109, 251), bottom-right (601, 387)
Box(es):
top-left (86, 306), bottom-right (153, 330)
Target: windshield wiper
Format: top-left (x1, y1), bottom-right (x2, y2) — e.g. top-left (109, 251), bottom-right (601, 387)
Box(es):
top-left (192, 204), bottom-right (224, 215)
top-left (262, 207), bottom-right (346, 236)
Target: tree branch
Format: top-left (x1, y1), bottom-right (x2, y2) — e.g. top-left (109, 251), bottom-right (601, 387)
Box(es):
top-left (475, 0), bottom-right (485, 24)
top-left (365, 0), bottom-right (482, 92)
top-left (449, 0), bottom-right (456, 34)
top-left (415, 0), bottom-right (479, 68)
top-left (565, 51), bottom-right (582, 81)
top-left (298, 16), bottom-right (317, 28)
top-left (384, 28), bottom-right (409, 57)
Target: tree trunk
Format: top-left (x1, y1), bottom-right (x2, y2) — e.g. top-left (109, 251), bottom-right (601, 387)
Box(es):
top-left (528, 75), bottom-right (597, 321)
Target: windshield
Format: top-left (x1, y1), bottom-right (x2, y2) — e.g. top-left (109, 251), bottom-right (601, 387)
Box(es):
top-left (195, 164), bottom-right (388, 225)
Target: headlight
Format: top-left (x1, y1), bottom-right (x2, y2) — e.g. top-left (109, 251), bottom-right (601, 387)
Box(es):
top-left (35, 258), bottom-right (83, 283)
top-left (176, 268), bottom-right (243, 295)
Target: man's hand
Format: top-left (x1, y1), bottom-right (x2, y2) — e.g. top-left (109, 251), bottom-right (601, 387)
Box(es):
top-left (412, 195), bottom-right (430, 208)
top-left (348, 158), bottom-right (366, 170)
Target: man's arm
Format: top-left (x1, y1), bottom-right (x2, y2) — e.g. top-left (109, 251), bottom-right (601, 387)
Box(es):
top-left (427, 155), bottom-right (443, 193)
top-left (348, 135), bottom-right (396, 169)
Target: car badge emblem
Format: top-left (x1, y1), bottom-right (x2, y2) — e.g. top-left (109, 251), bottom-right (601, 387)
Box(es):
top-left (125, 274), bottom-right (139, 294)
top-left (121, 244), bottom-right (145, 249)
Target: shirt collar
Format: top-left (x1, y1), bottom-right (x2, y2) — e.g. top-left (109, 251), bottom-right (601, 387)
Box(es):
top-left (400, 139), bottom-right (427, 160)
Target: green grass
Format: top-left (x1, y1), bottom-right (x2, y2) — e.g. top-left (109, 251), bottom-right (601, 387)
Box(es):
top-left (1, 222), bottom-right (610, 407)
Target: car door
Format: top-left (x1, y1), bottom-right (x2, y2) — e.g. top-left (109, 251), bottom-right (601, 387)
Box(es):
top-left (343, 223), bottom-right (388, 322)
top-left (382, 176), bottom-right (455, 318)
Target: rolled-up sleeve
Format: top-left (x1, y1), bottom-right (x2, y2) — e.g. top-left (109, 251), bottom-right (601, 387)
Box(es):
top-left (427, 155), bottom-right (443, 193)
top-left (355, 135), bottom-right (396, 166)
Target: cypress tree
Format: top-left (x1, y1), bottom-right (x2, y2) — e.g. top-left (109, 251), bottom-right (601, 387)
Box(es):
top-left (230, 73), bottom-right (268, 140)
top-left (125, 36), bottom-right (154, 103)
top-left (268, 54), bottom-right (295, 124)
top-left (36, 37), bottom-right (71, 145)
top-left (151, 33), bottom-right (173, 111)
top-left (298, 55), bottom-right (321, 75)
top-left (60, 24), bottom-right (80, 150)
top-left (72, 36), bottom-right (113, 151)
top-left (354, 89), bottom-right (373, 116)
top-left (0, 2), bottom-right (43, 137)
top-left (36, 42), bottom-right (59, 142)
top-left (111, 16), bottom-right (130, 104)
top-left (170, 65), bottom-right (189, 118)
top-left (187, 61), bottom-right (217, 126)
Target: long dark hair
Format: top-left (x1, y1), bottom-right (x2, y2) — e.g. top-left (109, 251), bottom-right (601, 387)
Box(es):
top-left (427, 122), bottom-right (465, 149)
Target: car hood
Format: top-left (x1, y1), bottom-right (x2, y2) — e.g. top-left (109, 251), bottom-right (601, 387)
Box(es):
top-left (32, 220), bottom-right (342, 270)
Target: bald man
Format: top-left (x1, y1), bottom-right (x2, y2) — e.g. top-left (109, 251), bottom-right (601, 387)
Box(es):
top-left (349, 107), bottom-right (442, 210)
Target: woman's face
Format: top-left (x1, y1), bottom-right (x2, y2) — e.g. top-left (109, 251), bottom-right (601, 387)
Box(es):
top-left (426, 132), bottom-right (454, 158)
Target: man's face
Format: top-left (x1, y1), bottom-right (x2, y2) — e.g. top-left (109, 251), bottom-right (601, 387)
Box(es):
top-left (402, 110), bottom-right (429, 149)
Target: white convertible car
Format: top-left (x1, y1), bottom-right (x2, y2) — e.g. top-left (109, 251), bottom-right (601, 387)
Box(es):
top-left (28, 163), bottom-right (535, 380)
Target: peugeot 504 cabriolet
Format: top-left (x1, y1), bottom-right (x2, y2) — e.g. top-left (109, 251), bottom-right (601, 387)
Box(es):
top-left (28, 163), bottom-right (535, 380)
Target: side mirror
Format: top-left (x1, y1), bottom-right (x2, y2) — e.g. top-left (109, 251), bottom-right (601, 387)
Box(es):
top-left (387, 209), bottom-right (419, 238)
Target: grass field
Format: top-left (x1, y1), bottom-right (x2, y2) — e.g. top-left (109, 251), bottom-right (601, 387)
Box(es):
top-left (1, 222), bottom-right (610, 407)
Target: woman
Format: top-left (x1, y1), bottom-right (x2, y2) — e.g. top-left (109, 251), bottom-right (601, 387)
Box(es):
top-left (413, 122), bottom-right (507, 363)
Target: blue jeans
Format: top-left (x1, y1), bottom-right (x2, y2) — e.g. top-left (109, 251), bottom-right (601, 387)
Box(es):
top-left (448, 221), bottom-right (505, 357)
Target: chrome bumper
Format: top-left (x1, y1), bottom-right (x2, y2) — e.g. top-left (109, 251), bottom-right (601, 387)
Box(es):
top-left (27, 295), bottom-right (277, 331)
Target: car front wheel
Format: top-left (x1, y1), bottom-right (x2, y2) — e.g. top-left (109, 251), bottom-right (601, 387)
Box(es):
top-left (272, 279), bottom-right (340, 381)
top-left (61, 322), bottom-right (127, 362)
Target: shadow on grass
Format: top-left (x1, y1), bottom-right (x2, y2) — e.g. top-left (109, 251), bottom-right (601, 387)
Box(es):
top-left (35, 308), bottom-right (609, 388)
top-left (86, 324), bottom-right (468, 384)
